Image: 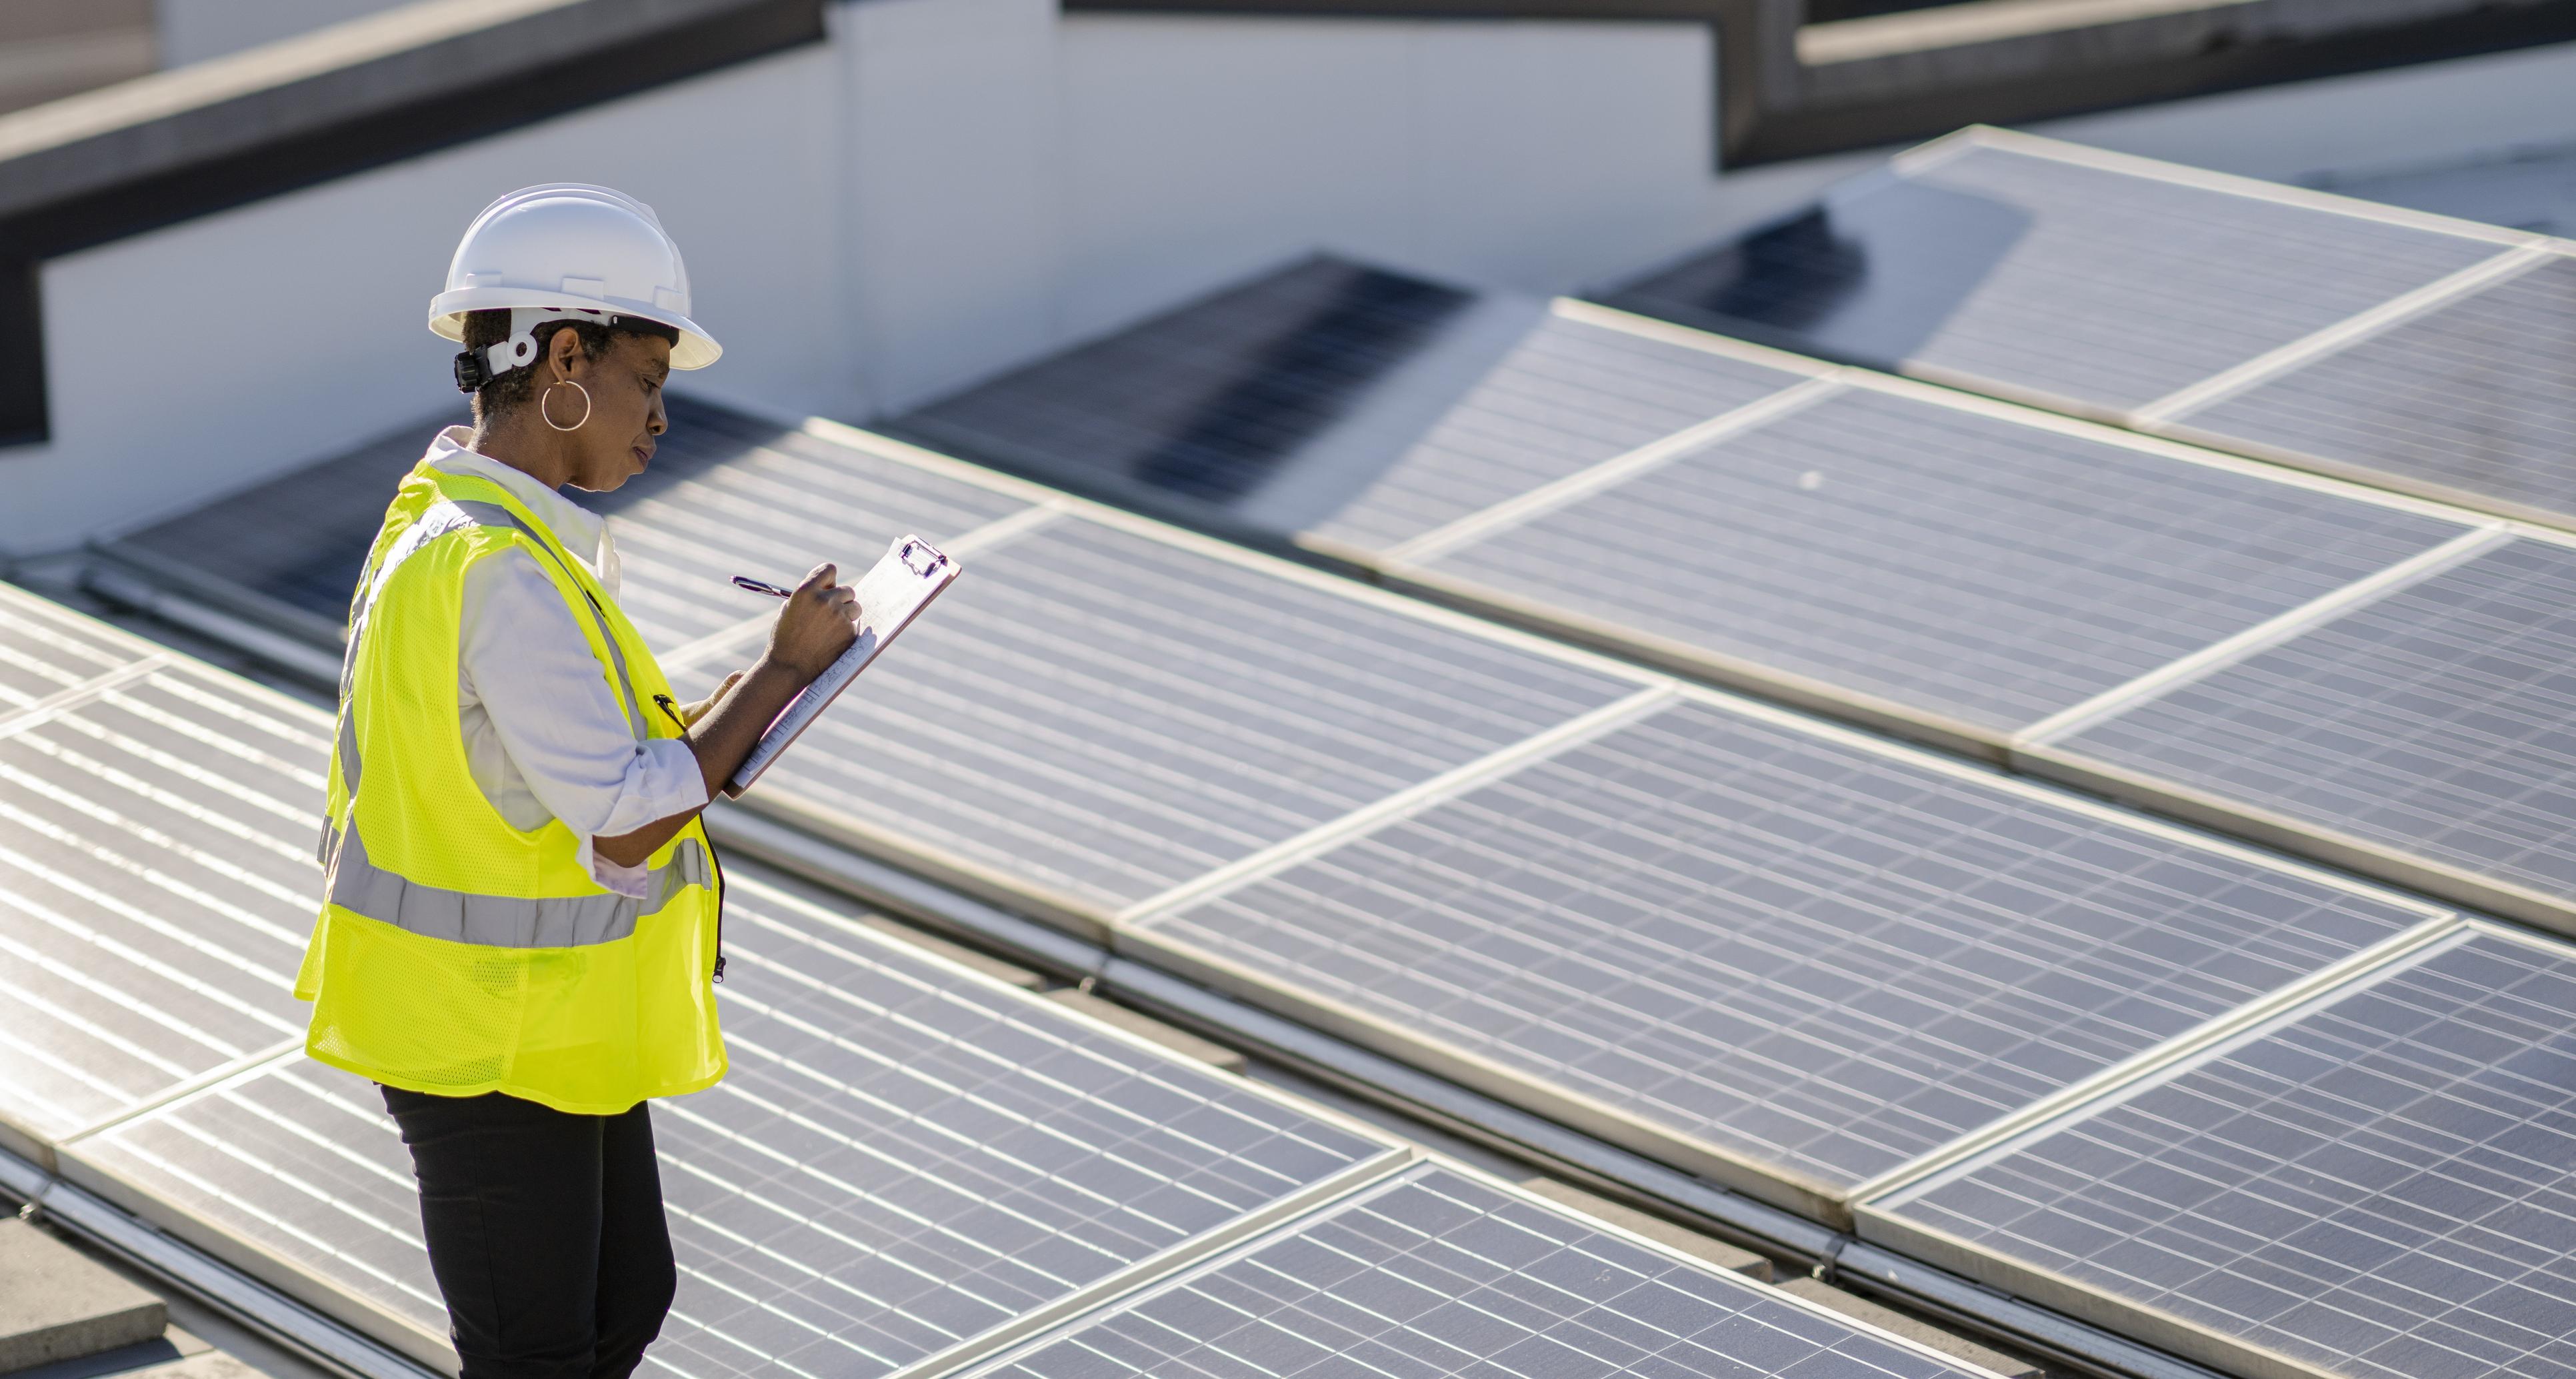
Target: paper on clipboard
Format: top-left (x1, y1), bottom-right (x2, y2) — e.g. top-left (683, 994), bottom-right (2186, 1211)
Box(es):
top-left (723, 535), bottom-right (959, 798)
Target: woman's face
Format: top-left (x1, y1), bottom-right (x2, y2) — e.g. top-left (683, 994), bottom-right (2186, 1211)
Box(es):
top-left (552, 331), bottom-right (672, 493)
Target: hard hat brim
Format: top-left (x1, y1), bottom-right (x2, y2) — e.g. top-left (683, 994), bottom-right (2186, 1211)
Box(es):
top-left (429, 287), bottom-right (721, 370)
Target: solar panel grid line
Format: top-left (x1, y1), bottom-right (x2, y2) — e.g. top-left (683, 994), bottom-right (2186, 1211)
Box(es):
top-left (2129, 243), bottom-right (2558, 429)
top-left (2011, 524), bottom-right (2515, 750)
top-left (1111, 684), bottom-right (1679, 924)
top-left (809, 414), bottom-right (1684, 691)
top-left (959, 1161), bottom-right (2005, 1379)
top-left (1379, 374), bottom-right (1852, 568)
top-left (0, 581), bottom-right (172, 689)
top-left (2018, 736), bottom-right (2576, 946)
top-left (53, 872), bottom-right (1415, 1379)
top-left (1833, 364), bottom-right (2498, 530)
top-left (655, 501), bottom-right (1075, 675)
top-left (662, 876), bottom-right (1421, 1379)
top-left (0, 652), bottom-right (173, 742)
top-left (1541, 297), bottom-right (1853, 381)
top-left (1648, 681), bottom-right (2461, 923)
top-left (2024, 532), bottom-right (2576, 938)
top-left (1853, 919), bottom-right (2576, 1379)
top-left (1959, 126), bottom-right (2550, 251)
top-left (1122, 683), bottom-right (2453, 1223)
top-left (1843, 912), bottom-right (2465, 1210)
top-left (1369, 554), bottom-right (2023, 763)
top-left (799, 415), bottom-right (1113, 513)
top-left (49, 1052), bottom-right (457, 1372)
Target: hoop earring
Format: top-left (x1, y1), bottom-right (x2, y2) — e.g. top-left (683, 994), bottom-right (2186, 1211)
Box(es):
top-left (541, 379), bottom-right (592, 432)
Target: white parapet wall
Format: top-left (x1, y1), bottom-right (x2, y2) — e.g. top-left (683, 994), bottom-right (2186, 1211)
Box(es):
top-left (7, 1), bottom-right (2576, 557)
top-left (155, 0), bottom-right (418, 68)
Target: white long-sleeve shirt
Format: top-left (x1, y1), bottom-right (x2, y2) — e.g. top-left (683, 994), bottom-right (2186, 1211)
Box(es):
top-left (421, 428), bottom-right (707, 897)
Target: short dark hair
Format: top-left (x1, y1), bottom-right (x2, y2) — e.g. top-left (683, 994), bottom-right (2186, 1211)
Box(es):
top-left (459, 309), bottom-right (681, 420)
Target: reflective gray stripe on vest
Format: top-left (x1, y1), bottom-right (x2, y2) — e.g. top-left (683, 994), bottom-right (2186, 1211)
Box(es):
top-left (320, 493), bottom-right (685, 945)
top-left (324, 821), bottom-right (711, 948)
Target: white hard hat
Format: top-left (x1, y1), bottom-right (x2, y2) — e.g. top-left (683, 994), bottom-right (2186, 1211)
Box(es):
top-left (429, 184), bottom-right (721, 386)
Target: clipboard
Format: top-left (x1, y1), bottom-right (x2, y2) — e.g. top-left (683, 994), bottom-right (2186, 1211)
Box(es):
top-left (724, 535), bottom-right (960, 798)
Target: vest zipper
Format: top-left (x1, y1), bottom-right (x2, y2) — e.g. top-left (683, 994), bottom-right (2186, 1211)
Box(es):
top-left (654, 693), bottom-right (727, 984)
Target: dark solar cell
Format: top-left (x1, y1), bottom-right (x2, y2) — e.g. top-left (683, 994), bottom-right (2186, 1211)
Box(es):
top-left (685, 515), bottom-right (1644, 914)
top-left (0, 659), bottom-right (320, 1147)
top-left (976, 1166), bottom-right (1991, 1379)
top-left (1419, 387), bottom-right (2466, 730)
top-left (68, 879), bottom-right (1397, 1379)
top-left (2178, 256), bottom-right (2576, 525)
top-left (896, 258), bottom-right (1814, 548)
top-left (1609, 143), bottom-right (2503, 413)
top-left (1133, 698), bottom-right (2430, 1197)
top-left (1880, 930), bottom-right (2576, 1379)
top-left (2054, 539), bottom-right (2576, 911)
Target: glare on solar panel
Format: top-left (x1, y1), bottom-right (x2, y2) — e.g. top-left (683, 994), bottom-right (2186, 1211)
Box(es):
top-left (1865, 922), bottom-right (2576, 1379)
top-left (1606, 128), bottom-right (2519, 420)
top-left (0, 645), bottom-right (323, 1162)
top-left (60, 874), bottom-right (1405, 1379)
top-left (965, 1163), bottom-right (1997, 1379)
top-left (1125, 687), bottom-right (2445, 1222)
top-left (0, 583), bottom-right (167, 724)
top-left (2026, 534), bottom-right (2576, 940)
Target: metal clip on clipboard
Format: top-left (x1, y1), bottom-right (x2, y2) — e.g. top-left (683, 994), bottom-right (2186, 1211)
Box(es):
top-left (724, 533), bottom-right (961, 798)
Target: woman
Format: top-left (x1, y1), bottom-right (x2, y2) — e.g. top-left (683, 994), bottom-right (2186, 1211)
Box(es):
top-left (293, 185), bottom-right (856, 1379)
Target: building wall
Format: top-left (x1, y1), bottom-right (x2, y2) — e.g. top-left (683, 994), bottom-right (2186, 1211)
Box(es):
top-left (9, 42), bottom-right (845, 552)
top-left (155, 0), bottom-right (414, 67)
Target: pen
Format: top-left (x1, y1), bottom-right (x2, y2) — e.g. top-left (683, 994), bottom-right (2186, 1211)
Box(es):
top-left (730, 575), bottom-right (795, 599)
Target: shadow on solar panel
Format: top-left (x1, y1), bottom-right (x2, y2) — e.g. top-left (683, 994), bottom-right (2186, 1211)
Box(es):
top-left (51, 875), bottom-right (1403, 1379)
top-left (1866, 922), bottom-right (2576, 1379)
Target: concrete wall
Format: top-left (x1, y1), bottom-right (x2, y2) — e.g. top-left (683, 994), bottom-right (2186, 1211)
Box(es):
top-left (837, 4), bottom-right (1791, 416)
top-left (2032, 36), bottom-right (2576, 186)
top-left (156, 0), bottom-right (414, 67)
top-left (9, 41), bottom-right (845, 552)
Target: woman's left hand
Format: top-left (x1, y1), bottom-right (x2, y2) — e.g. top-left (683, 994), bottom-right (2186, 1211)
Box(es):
top-left (678, 671), bottom-right (745, 727)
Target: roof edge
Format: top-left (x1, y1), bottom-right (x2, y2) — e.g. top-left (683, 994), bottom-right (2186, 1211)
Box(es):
top-left (0, 0), bottom-right (827, 448)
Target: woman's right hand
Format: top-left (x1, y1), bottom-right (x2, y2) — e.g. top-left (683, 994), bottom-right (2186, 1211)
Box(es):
top-left (765, 563), bottom-right (861, 682)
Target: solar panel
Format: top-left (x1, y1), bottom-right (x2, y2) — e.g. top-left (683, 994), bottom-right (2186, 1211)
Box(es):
top-left (1405, 383), bottom-right (2468, 732)
top-left (1127, 694), bottom-right (2438, 1216)
top-left (2037, 537), bottom-right (2576, 930)
top-left (2167, 253), bottom-right (2576, 527)
top-left (666, 513), bottom-right (1645, 920)
top-left (63, 876), bottom-right (1404, 1379)
top-left (106, 401), bottom-right (1038, 654)
top-left (0, 639), bottom-right (322, 1156)
top-left (1606, 132), bottom-right (2511, 416)
top-left (892, 259), bottom-right (1823, 550)
top-left (1869, 925), bottom-right (2576, 1379)
top-left (597, 407), bottom-right (1038, 656)
top-left (968, 1164), bottom-right (1996, 1379)
top-left (0, 582), bottom-right (159, 719)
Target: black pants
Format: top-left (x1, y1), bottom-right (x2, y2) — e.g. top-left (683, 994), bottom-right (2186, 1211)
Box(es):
top-left (379, 1086), bottom-right (676, 1379)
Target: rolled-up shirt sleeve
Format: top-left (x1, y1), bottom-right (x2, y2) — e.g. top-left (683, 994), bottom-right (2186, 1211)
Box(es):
top-left (457, 551), bottom-right (707, 897)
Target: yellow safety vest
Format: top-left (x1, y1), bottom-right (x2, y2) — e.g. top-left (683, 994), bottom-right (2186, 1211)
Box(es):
top-left (293, 461), bottom-right (726, 1114)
